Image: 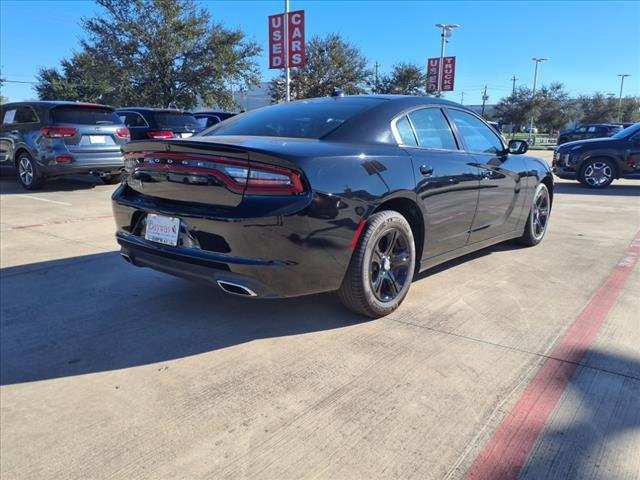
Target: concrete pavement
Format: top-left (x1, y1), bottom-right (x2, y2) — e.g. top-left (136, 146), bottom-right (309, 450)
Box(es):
top-left (1, 154), bottom-right (639, 479)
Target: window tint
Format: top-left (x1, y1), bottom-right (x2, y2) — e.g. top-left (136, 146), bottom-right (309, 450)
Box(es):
top-left (120, 112), bottom-right (147, 127)
top-left (576, 127), bottom-right (587, 133)
top-left (407, 108), bottom-right (457, 150)
top-left (154, 111), bottom-right (199, 129)
top-left (205, 98), bottom-right (380, 139)
top-left (14, 106), bottom-right (38, 123)
top-left (447, 109), bottom-right (503, 154)
top-left (395, 115), bottom-right (417, 146)
top-left (51, 106), bottom-right (122, 125)
top-left (587, 126), bottom-right (597, 133)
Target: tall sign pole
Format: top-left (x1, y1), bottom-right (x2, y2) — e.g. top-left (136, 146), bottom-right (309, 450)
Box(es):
top-left (617, 74), bottom-right (631, 122)
top-left (284, 0), bottom-right (290, 102)
top-left (434, 23), bottom-right (459, 97)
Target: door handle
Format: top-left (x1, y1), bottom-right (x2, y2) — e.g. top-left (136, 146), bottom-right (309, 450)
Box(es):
top-left (419, 165), bottom-right (433, 177)
top-left (10, 130), bottom-right (19, 135)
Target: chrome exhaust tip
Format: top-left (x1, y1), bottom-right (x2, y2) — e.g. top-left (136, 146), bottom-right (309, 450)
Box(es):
top-left (217, 280), bottom-right (258, 297)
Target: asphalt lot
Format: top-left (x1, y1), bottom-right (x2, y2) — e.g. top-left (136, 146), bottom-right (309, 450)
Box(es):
top-left (1, 151), bottom-right (639, 479)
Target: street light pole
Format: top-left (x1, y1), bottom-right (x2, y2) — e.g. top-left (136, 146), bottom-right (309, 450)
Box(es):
top-left (435, 23), bottom-right (459, 97)
top-left (284, 0), bottom-right (290, 102)
top-left (528, 57), bottom-right (548, 143)
top-left (617, 74), bottom-right (631, 122)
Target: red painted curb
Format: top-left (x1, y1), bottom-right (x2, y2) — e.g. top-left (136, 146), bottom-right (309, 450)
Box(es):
top-left (465, 231), bottom-right (640, 480)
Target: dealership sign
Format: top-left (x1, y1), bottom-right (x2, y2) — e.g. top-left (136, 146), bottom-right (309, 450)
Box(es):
top-left (426, 56), bottom-right (456, 92)
top-left (269, 10), bottom-right (306, 69)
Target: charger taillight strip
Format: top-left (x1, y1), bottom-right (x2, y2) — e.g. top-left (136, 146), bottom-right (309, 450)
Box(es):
top-left (124, 152), bottom-right (304, 194)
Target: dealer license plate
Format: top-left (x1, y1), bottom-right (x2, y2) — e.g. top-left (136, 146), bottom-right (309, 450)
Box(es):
top-left (144, 214), bottom-right (180, 246)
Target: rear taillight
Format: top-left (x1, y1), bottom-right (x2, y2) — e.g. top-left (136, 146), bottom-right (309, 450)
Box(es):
top-left (116, 127), bottom-right (130, 139)
top-left (147, 131), bottom-right (174, 139)
top-left (124, 153), bottom-right (304, 194)
top-left (55, 156), bottom-right (72, 163)
top-left (224, 165), bottom-right (304, 194)
top-left (40, 127), bottom-right (77, 138)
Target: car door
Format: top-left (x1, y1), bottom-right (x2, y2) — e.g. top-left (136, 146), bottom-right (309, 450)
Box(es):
top-left (394, 107), bottom-right (480, 258)
top-left (446, 108), bottom-right (526, 243)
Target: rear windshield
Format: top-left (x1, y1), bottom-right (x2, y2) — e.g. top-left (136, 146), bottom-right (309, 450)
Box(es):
top-left (612, 123), bottom-right (640, 139)
top-left (203, 98), bottom-right (381, 139)
top-left (51, 106), bottom-right (122, 125)
top-left (154, 111), bottom-right (200, 129)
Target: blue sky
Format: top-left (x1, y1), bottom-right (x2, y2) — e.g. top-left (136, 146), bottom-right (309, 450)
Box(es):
top-left (1, 0), bottom-right (639, 105)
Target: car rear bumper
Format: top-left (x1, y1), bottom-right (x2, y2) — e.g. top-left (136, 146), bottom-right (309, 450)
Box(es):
top-left (38, 148), bottom-right (124, 176)
top-left (111, 185), bottom-right (358, 298)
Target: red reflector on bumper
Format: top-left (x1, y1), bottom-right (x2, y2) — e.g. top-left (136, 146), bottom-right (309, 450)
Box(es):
top-left (56, 156), bottom-right (73, 163)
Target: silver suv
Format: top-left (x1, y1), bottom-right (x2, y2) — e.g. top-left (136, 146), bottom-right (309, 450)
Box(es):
top-left (0, 101), bottom-right (130, 190)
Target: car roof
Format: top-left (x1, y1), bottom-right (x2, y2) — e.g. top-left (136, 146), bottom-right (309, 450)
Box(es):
top-left (116, 107), bottom-right (190, 113)
top-left (1, 100), bottom-right (114, 109)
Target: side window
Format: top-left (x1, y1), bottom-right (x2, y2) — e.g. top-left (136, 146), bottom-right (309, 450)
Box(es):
top-left (587, 126), bottom-right (597, 133)
top-left (407, 108), bottom-right (457, 150)
top-left (394, 115), bottom-right (417, 146)
top-left (14, 106), bottom-right (39, 124)
top-left (3, 109), bottom-right (17, 125)
top-left (447, 109), bottom-right (503, 154)
top-left (575, 127), bottom-right (587, 133)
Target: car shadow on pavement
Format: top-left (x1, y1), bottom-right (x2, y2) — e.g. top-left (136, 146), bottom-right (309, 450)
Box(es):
top-left (518, 348), bottom-right (640, 479)
top-left (554, 182), bottom-right (640, 197)
top-left (0, 169), bottom-right (108, 194)
top-left (0, 252), bottom-right (367, 386)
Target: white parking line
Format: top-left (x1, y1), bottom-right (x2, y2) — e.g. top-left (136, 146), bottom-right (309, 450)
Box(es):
top-left (4, 195), bottom-right (72, 206)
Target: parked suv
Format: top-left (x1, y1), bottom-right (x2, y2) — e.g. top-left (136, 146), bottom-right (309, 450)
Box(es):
top-left (0, 101), bottom-right (129, 190)
top-left (557, 123), bottom-right (622, 145)
top-left (116, 108), bottom-right (201, 140)
top-left (553, 123), bottom-right (640, 188)
top-left (193, 111), bottom-right (237, 129)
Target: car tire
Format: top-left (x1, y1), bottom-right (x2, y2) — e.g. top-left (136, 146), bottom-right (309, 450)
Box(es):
top-left (578, 158), bottom-right (616, 189)
top-left (519, 182), bottom-right (551, 247)
top-left (338, 211), bottom-right (416, 318)
top-left (16, 152), bottom-right (45, 190)
top-left (102, 173), bottom-right (123, 184)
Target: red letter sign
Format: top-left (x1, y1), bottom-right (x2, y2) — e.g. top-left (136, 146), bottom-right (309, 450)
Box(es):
top-left (441, 56), bottom-right (456, 91)
top-left (269, 10), bottom-right (305, 69)
top-left (426, 58), bottom-right (440, 93)
top-left (269, 13), bottom-right (285, 69)
top-left (287, 10), bottom-right (305, 68)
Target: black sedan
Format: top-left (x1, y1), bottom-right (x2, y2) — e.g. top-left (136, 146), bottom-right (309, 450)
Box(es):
top-left (553, 123), bottom-right (640, 188)
top-left (112, 96), bottom-right (553, 317)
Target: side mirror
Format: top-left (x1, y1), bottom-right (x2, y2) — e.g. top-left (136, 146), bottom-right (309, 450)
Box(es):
top-left (508, 139), bottom-right (528, 155)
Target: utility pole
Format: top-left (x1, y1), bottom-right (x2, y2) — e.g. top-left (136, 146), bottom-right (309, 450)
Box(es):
top-left (374, 61), bottom-right (380, 94)
top-left (511, 75), bottom-right (518, 95)
top-left (284, 0), bottom-right (290, 102)
top-left (528, 57), bottom-right (548, 143)
top-left (617, 74), bottom-right (631, 122)
top-left (460, 91), bottom-right (464, 104)
top-left (481, 85), bottom-right (488, 116)
top-left (435, 23), bottom-right (460, 97)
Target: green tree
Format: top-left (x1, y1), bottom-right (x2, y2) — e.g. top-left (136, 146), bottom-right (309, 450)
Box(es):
top-left (377, 62), bottom-right (425, 95)
top-left (0, 75), bottom-right (7, 103)
top-left (576, 93), bottom-right (618, 124)
top-left (270, 34), bottom-right (370, 102)
top-left (494, 86), bottom-right (534, 132)
top-left (35, 0), bottom-right (261, 109)
top-left (536, 82), bottom-right (576, 131)
top-left (618, 97), bottom-right (640, 123)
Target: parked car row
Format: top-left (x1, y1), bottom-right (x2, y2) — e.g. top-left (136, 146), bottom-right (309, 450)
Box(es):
top-left (553, 122), bottom-right (640, 188)
top-left (0, 101), bottom-right (236, 189)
